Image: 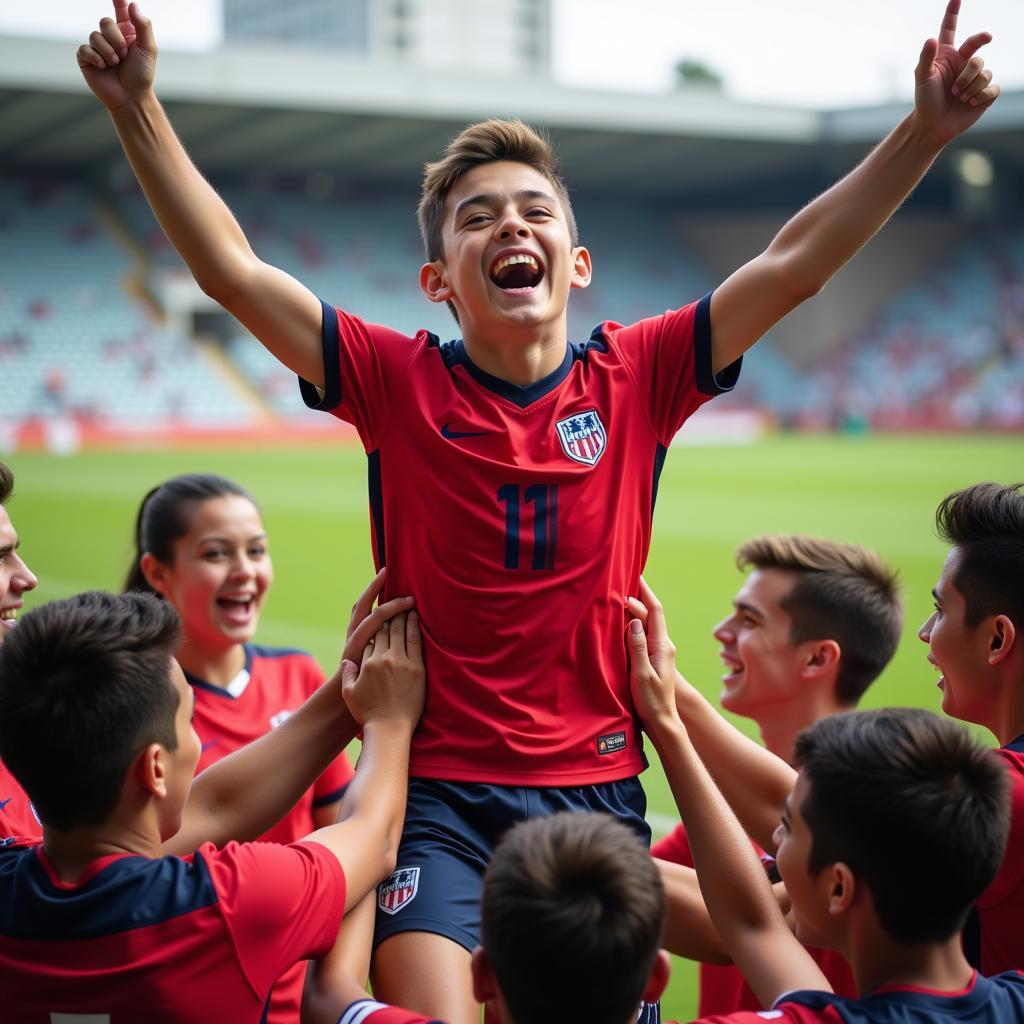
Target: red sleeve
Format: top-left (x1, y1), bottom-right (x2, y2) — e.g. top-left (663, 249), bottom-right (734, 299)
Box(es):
top-left (651, 823), bottom-right (695, 867)
top-left (606, 291), bottom-right (741, 446)
top-left (977, 751), bottom-right (1024, 907)
top-left (691, 1005), bottom-right (830, 1023)
top-left (204, 839), bottom-right (346, 996)
top-left (299, 301), bottom-right (421, 450)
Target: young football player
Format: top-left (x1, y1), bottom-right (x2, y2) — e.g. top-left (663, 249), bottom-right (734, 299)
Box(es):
top-left (919, 481), bottom-right (1024, 975)
top-left (0, 589), bottom-right (423, 1023)
top-left (76, 3), bottom-right (1000, 1017)
top-left (123, 472), bottom-right (377, 1022)
top-left (652, 535), bottom-right (902, 1014)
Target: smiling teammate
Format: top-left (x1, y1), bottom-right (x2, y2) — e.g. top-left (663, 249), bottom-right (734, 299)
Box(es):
top-left (76, 2), bottom-right (1001, 1018)
top-left (652, 536), bottom-right (902, 1014)
top-left (0, 462), bottom-right (40, 839)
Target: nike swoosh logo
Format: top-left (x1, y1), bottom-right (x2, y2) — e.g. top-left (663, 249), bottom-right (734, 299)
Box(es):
top-left (201, 740), bottom-right (220, 753)
top-left (440, 423), bottom-right (491, 440)
top-left (0, 798), bottom-right (11, 811)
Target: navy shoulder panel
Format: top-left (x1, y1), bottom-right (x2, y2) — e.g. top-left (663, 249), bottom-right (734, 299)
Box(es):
top-left (0, 847), bottom-right (219, 941)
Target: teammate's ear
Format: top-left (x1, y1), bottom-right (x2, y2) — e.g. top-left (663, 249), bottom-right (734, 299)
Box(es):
top-left (137, 743), bottom-right (168, 800)
top-left (990, 615), bottom-right (1016, 665)
top-left (828, 862), bottom-right (856, 916)
top-left (471, 946), bottom-right (499, 1007)
top-left (140, 552), bottom-right (170, 598)
top-left (570, 246), bottom-right (592, 290)
top-left (804, 639), bottom-right (840, 678)
top-left (420, 262), bottom-right (453, 304)
top-left (641, 949), bottom-right (672, 1004)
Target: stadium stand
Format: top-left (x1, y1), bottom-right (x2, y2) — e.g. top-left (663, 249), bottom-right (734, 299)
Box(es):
top-left (3, 170), bottom-right (1022, 437)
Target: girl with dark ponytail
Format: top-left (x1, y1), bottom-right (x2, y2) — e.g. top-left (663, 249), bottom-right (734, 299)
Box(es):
top-left (125, 473), bottom-right (355, 1024)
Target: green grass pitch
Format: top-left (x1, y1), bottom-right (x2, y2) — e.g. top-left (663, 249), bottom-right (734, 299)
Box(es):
top-left (5, 432), bottom-right (1022, 1019)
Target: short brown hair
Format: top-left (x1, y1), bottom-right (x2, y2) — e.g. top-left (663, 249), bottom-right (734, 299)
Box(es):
top-left (795, 708), bottom-right (1009, 944)
top-left (737, 534), bottom-right (903, 705)
top-left (0, 462), bottom-right (13, 505)
top-left (418, 118), bottom-right (578, 266)
top-left (482, 812), bottom-right (664, 1024)
top-left (935, 482), bottom-right (1024, 630)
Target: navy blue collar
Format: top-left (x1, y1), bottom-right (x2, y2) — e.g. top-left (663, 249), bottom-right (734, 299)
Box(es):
top-left (436, 335), bottom-right (607, 409)
top-left (1005, 734), bottom-right (1024, 753)
top-left (183, 645), bottom-right (254, 699)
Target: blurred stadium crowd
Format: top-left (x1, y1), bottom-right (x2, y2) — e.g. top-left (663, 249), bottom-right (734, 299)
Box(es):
top-left (2, 173), bottom-right (1023, 439)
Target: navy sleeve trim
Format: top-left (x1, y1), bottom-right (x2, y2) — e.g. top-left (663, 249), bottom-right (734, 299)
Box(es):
top-left (693, 290), bottom-right (742, 397)
top-left (299, 299), bottom-right (343, 412)
top-left (312, 783), bottom-right (349, 809)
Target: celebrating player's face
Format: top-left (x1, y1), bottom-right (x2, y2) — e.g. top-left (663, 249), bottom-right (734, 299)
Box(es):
top-left (147, 495), bottom-right (273, 656)
top-left (918, 547), bottom-right (992, 727)
top-left (713, 568), bottom-right (806, 720)
top-left (0, 506), bottom-right (37, 646)
top-left (426, 160), bottom-right (591, 338)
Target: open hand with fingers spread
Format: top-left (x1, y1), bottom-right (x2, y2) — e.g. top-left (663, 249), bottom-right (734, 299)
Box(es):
top-left (341, 610), bottom-right (425, 732)
top-left (77, 1), bottom-right (156, 113)
top-left (913, 0), bottom-right (1000, 144)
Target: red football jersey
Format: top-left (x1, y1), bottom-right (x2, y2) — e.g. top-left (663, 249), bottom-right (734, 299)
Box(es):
top-left (0, 838), bottom-right (346, 1023)
top-left (302, 295), bottom-right (739, 785)
top-left (694, 971), bottom-right (1024, 1022)
top-left (187, 644), bottom-right (353, 845)
top-left (0, 758), bottom-right (40, 841)
top-left (971, 737), bottom-right (1024, 974)
top-left (652, 823), bottom-right (857, 1015)
top-left (186, 643), bottom-right (354, 1024)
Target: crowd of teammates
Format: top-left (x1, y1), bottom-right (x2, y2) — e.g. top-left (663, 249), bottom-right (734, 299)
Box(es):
top-left (1, 0), bottom-right (1022, 1020)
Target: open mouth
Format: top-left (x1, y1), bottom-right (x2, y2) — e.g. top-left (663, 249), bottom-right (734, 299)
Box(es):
top-left (490, 253), bottom-right (544, 291)
top-left (217, 596), bottom-right (256, 624)
top-left (0, 608), bottom-right (17, 630)
top-left (720, 652), bottom-right (743, 682)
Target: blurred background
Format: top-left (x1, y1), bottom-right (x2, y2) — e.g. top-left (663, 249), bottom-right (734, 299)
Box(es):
top-left (2, 4), bottom-right (1023, 1017)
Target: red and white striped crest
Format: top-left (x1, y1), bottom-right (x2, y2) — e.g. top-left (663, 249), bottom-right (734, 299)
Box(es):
top-left (555, 409), bottom-right (607, 467)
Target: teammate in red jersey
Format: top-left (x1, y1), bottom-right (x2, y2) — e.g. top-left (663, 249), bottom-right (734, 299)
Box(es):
top-left (0, 462), bottom-right (39, 839)
top-left (629, 611), bottom-right (1023, 1024)
top-left (652, 535), bottom-right (902, 1015)
top-left (76, 2), bottom-right (1001, 1018)
top-left (308, 645), bottom-right (1023, 1024)
top-left (0, 588), bottom-right (423, 1023)
top-left (918, 482), bottom-right (1024, 976)
top-left (124, 472), bottom-right (360, 1023)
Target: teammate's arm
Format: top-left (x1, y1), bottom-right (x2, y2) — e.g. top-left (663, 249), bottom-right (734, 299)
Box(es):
top-left (628, 617), bottom-right (828, 1007)
top-left (77, 2), bottom-right (325, 387)
top-left (165, 574), bottom-right (413, 855)
top-left (708, 0), bottom-right (999, 374)
top-left (628, 580), bottom-right (795, 853)
top-left (303, 608), bottom-right (424, 913)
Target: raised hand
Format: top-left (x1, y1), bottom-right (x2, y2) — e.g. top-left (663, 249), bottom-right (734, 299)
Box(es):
top-left (341, 567), bottom-right (416, 667)
top-left (77, 1), bottom-right (156, 112)
top-left (341, 610), bottom-right (425, 730)
top-left (914, 0), bottom-right (999, 143)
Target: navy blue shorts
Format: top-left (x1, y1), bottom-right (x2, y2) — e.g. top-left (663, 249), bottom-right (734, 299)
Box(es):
top-left (373, 776), bottom-right (650, 953)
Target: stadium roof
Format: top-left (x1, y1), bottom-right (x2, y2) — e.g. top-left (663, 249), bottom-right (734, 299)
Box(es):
top-left (3, 35), bottom-right (1023, 202)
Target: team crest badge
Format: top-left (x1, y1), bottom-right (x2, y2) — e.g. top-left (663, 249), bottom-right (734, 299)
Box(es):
top-left (555, 409), bottom-right (607, 467)
top-left (378, 866), bottom-right (420, 915)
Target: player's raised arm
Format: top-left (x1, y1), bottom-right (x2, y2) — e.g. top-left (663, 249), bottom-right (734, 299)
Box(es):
top-left (77, 2), bottom-right (326, 387)
top-left (165, 574), bottom-right (413, 855)
top-left (707, 0), bottom-right (999, 374)
top-left (628, 580), bottom-right (795, 852)
top-left (627, 616), bottom-right (828, 1007)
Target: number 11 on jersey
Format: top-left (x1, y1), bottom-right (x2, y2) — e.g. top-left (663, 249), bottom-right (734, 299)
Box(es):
top-left (497, 484), bottom-right (559, 570)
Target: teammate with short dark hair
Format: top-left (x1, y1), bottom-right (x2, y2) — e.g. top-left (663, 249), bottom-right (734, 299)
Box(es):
top-left (627, 603), bottom-right (1024, 1022)
top-left (919, 481), bottom-right (1024, 975)
top-left (76, 2), bottom-right (1001, 1018)
top-left (0, 460), bottom-right (39, 838)
top-left (652, 535), bottom-right (901, 1014)
top-left (0, 589), bottom-right (423, 1022)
